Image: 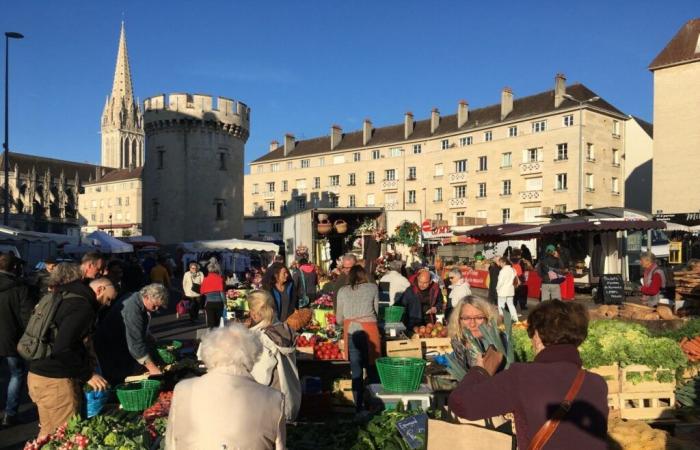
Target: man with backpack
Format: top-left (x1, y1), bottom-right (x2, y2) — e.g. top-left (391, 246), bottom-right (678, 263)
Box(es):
top-left (0, 253), bottom-right (33, 428)
top-left (21, 263), bottom-right (108, 438)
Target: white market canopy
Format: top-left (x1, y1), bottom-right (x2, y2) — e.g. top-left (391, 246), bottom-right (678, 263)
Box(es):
top-left (179, 239), bottom-right (278, 254)
top-left (0, 225), bottom-right (79, 246)
top-left (86, 230), bottom-right (134, 254)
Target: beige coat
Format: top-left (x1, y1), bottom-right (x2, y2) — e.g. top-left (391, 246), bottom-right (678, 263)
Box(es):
top-left (182, 270), bottom-right (204, 298)
top-left (165, 367), bottom-right (285, 450)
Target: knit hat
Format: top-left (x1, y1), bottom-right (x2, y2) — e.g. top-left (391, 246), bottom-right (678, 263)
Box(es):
top-left (545, 244), bottom-right (557, 254)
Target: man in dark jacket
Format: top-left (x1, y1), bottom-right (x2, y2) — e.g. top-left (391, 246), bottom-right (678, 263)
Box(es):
top-left (400, 270), bottom-right (443, 331)
top-left (0, 253), bottom-right (33, 428)
top-left (537, 245), bottom-right (566, 301)
top-left (27, 263), bottom-right (108, 438)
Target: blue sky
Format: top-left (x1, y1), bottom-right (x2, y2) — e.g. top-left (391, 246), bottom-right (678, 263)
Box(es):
top-left (1, 1), bottom-right (697, 171)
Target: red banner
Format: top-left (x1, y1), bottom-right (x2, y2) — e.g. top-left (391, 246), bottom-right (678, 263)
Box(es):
top-left (465, 269), bottom-right (489, 289)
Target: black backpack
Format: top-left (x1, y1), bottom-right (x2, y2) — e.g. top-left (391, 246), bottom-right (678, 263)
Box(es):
top-left (17, 292), bottom-right (72, 360)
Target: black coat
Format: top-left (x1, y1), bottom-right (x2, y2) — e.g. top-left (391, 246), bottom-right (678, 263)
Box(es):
top-left (0, 271), bottom-right (33, 357)
top-left (399, 282), bottom-right (443, 330)
top-left (488, 264), bottom-right (500, 303)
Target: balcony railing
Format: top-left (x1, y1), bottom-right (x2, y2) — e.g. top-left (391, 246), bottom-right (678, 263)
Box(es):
top-left (519, 190), bottom-right (542, 202)
top-left (448, 172), bottom-right (467, 184)
top-left (381, 179), bottom-right (399, 191)
top-left (519, 161), bottom-right (542, 175)
top-left (448, 197), bottom-right (467, 209)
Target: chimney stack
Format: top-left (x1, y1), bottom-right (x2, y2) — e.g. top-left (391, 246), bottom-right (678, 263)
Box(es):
top-left (404, 112), bottom-right (414, 139)
top-left (363, 119), bottom-right (373, 146)
top-left (501, 87), bottom-right (513, 120)
top-left (457, 100), bottom-right (469, 128)
top-left (284, 133), bottom-right (295, 156)
top-left (269, 140), bottom-right (279, 153)
top-left (554, 73), bottom-right (566, 107)
top-left (430, 108), bottom-right (440, 134)
top-left (330, 125), bottom-right (342, 150)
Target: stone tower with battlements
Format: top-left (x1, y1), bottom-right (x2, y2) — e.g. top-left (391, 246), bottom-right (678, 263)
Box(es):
top-left (142, 93), bottom-right (250, 244)
top-left (101, 22), bottom-right (144, 169)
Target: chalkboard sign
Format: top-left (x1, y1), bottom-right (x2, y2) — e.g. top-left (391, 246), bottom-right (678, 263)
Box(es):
top-left (599, 274), bottom-right (625, 305)
top-left (396, 413), bottom-right (428, 449)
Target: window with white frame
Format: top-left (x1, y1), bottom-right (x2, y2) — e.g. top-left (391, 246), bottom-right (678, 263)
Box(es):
top-left (524, 206), bottom-right (541, 222)
top-left (586, 173), bottom-right (595, 191)
top-left (296, 179), bottom-right (306, 190)
top-left (257, 165), bottom-right (264, 174)
top-left (384, 193), bottom-right (397, 206)
top-left (314, 177), bottom-right (321, 189)
top-left (330, 195), bottom-right (339, 208)
top-left (564, 115), bottom-right (574, 127)
top-left (301, 159), bottom-right (310, 168)
top-left (478, 156), bottom-right (488, 171)
top-left (455, 159), bottom-right (467, 173)
top-left (434, 187), bottom-right (443, 202)
top-left (286, 161), bottom-right (293, 170)
top-left (367, 171), bottom-right (375, 184)
top-left (612, 149), bottom-right (620, 166)
top-left (557, 143), bottom-right (568, 160)
top-left (478, 183), bottom-right (487, 198)
top-left (509, 126), bottom-right (518, 137)
top-left (408, 167), bottom-right (417, 180)
top-left (271, 163), bottom-right (280, 172)
top-left (455, 185), bottom-right (467, 198)
top-left (459, 137), bottom-right (469, 147)
top-left (532, 120), bottom-right (547, 133)
top-left (613, 120), bottom-right (621, 137)
top-left (556, 173), bottom-right (568, 190)
top-left (454, 211), bottom-right (465, 224)
top-left (524, 147), bottom-right (541, 163)
top-left (266, 182), bottom-right (275, 192)
top-left (371, 150), bottom-right (381, 160)
top-left (348, 173), bottom-right (356, 186)
top-left (353, 152), bottom-right (361, 162)
top-left (333, 155), bottom-right (344, 165)
top-left (502, 208), bottom-right (511, 224)
top-left (612, 177), bottom-right (619, 194)
top-left (252, 184), bottom-right (259, 194)
top-left (484, 131), bottom-right (493, 142)
top-left (502, 180), bottom-right (511, 196)
top-left (526, 177), bottom-right (543, 191)
top-left (554, 204), bottom-right (567, 213)
top-left (310, 193), bottom-right (319, 206)
top-left (384, 169), bottom-right (396, 181)
top-left (272, 222), bottom-right (282, 233)
top-left (434, 163), bottom-right (444, 177)
top-left (366, 193), bottom-right (375, 206)
top-left (390, 147), bottom-right (403, 157)
top-left (441, 139), bottom-right (450, 150)
top-left (329, 175), bottom-right (340, 186)
top-left (282, 180), bottom-right (288, 192)
top-left (349, 195), bottom-right (356, 207)
top-left (319, 157), bottom-right (325, 166)
top-left (296, 197), bottom-right (306, 210)
top-left (586, 143), bottom-right (595, 161)
top-left (413, 144), bottom-right (422, 154)
top-left (266, 201), bottom-right (275, 212)
top-left (477, 210), bottom-right (487, 219)
top-left (501, 152), bottom-right (512, 168)
top-left (435, 213), bottom-right (443, 221)
top-left (408, 190), bottom-right (416, 204)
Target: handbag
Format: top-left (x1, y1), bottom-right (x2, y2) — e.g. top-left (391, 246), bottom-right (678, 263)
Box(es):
top-left (527, 369), bottom-right (586, 450)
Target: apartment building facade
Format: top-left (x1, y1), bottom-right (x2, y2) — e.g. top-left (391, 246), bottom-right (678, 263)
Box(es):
top-left (244, 75), bottom-right (628, 228)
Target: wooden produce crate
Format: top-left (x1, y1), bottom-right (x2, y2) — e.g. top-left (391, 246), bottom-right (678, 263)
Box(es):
top-left (420, 337), bottom-right (452, 356)
top-left (589, 364), bottom-right (620, 394)
top-left (619, 390), bottom-right (675, 420)
top-left (621, 365), bottom-right (676, 393)
top-left (331, 379), bottom-right (355, 413)
top-left (386, 339), bottom-right (422, 358)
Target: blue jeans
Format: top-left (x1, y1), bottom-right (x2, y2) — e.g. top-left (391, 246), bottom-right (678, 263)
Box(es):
top-left (2, 356), bottom-right (26, 416)
top-left (348, 330), bottom-right (378, 411)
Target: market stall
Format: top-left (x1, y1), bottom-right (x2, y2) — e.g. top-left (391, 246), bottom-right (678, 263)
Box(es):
top-left (178, 238), bottom-right (279, 274)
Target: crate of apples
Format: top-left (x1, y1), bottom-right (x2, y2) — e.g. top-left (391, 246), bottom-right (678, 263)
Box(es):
top-left (314, 341), bottom-right (343, 360)
top-left (413, 322), bottom-right (448, 338)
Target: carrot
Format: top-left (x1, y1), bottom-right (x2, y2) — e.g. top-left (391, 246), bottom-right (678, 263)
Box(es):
top-left (686, 341), bottom-right (700, 354)
top-left (681, 337), bottom-right (689, 346)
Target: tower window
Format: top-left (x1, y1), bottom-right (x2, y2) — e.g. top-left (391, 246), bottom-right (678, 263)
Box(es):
top-left (218, 152), bottom-right (226, 170)
top-left (152, 199), bottom-right (159, 221)
top-left (157, 150), bottom-right (165, 169)
top-left (215, 199), bottom-right (225, 220)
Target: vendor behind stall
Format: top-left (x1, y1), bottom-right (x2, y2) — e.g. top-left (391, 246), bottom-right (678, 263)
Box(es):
top-left (640, 252), bottom-right (668, 306)
top-left (537, 245), bottom-right (566, 301)
top-left (400, 270), bottom-right (443, 329)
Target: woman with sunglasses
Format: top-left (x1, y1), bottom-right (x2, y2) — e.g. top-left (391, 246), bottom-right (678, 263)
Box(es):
top-left (447, 296), bottom-right (506, 372)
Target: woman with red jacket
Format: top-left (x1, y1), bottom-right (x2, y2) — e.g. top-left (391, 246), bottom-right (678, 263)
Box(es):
top-left (200, 260), bottom-right (225, 328)
top-left (448, 300), bottom-right (608, 450)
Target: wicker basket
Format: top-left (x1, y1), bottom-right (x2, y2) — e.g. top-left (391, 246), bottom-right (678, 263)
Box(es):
top-left (383, 306), bottom-right (405, 323)
top-left (376, 357), bottom-right (426, 393)
top-left (115, 380), bottom-right (161, 411)
top-left (334, 220), bottom-right (348, 234)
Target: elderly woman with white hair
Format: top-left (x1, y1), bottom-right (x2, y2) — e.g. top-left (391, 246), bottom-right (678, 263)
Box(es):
top-left (447, 267), bottom-right (471, 311)
top-left (165, 324), bottom-right (285, 450)
top-left (201, 260), bottom-right (226, 328)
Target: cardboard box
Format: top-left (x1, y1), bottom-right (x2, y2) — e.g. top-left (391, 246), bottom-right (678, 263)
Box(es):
top-left (427, 419), bottom-right (513, 450)
top-left (386, 339), bottom-right (422, 358)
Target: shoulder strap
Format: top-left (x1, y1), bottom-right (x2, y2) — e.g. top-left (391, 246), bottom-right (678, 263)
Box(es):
top-left (528, 369), bottom-right (586, 450)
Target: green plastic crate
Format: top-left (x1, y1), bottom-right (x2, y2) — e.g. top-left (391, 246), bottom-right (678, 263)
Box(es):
top-left (115, 380), bottom-right (161, 411)
top-left (376, 357), bottom-right (426, 393)
top-left (383, 306), bottom-right (405, 323)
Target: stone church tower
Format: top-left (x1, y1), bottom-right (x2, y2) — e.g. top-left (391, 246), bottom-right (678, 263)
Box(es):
top-left (101, 23), bottom-right (144, 169)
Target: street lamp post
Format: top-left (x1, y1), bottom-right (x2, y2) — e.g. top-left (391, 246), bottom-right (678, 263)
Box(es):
top-left (3, 31), bottom-right (24, 226)
top-left (562, 94), bottom-right (599, 210)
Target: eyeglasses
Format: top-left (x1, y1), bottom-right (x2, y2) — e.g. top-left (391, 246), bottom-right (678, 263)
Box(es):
top-left (460, 316), bottom-right (486, 322)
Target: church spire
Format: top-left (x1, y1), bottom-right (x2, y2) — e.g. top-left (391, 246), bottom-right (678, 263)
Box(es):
top-left (111, 21), bottom-right (134, 102)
